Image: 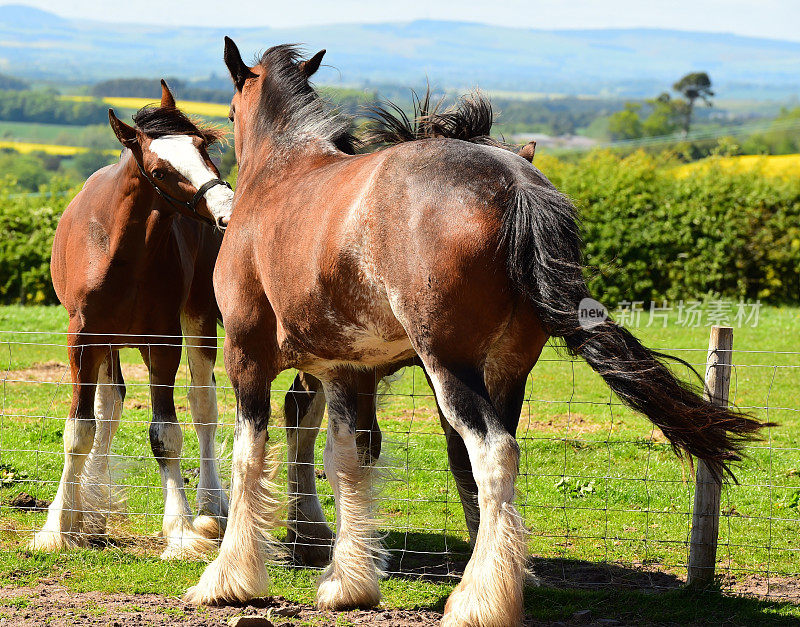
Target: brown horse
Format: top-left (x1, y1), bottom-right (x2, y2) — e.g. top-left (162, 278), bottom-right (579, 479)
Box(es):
top-left (284, 91), bottom-right (537, 566)
top-left (187, 39), bottom-right (763, 626)
top-left (31, 82), bottom-right (234, 559)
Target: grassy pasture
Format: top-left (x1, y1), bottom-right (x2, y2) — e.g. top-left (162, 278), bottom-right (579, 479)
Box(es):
top-left (0, 305), bottom-right (798, 622)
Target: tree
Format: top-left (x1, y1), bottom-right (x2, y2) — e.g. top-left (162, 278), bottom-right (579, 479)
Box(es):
top-left (642, 92), bottom-right (688, 137)
top-left (607, 103), bottom-right (643, 140)
top-left (673, 72), bottom-right (714, 136)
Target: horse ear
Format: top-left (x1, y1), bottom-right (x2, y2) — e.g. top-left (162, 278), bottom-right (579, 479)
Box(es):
top-left (108, 109), bottom-right (137, 148)
top-left (224, 36), bottom-right (255, 91)
top-left (518, 140), bottom-right (536, 163)
top-left (160, 79), bottom-right (176, 108)
top-left (298, 49), bottom-right (326, 78)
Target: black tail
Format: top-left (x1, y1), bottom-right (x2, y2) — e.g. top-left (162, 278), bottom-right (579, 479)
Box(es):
top-left (500, 183), bottom-right (765, 481)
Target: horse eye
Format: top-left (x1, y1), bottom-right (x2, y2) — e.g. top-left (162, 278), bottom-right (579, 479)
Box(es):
top-left (152, 170), bottom-right (164, 180)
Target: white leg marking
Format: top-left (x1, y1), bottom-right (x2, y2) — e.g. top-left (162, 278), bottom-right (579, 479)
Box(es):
top-left (426, 369), bottom-right (527, 627)
top-left (315, 390), bottom-right (385, 611)
top-left (152, 419), bottom-right (216, 560)
top-left (185, 332), bottom-right (228, 541)
top-left (81, 355), bottom-right (126, 539)
top-left (184, 420), bottom-right (284, 604)
top-left (30, 417), bottom-right (96, 551)
top-left (286, 382), bottom-right (334, 564)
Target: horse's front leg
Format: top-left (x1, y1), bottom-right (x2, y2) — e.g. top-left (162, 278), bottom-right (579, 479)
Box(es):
top-left (30, 333), bottom-right (104, 551)
top-left (285, 371), bottom-right (334, 566)
top-left (185, 335), bottom-right (282, 604)
top-left (143, 344), bottom-right (215, 560)
top-left (316, 372), bottom-right (385, 611)
top-left (183, 316), bottom-right (229, 541)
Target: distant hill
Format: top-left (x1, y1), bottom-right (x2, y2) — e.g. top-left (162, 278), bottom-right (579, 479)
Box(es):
top-left (0, 5), bottom-right (798, 98)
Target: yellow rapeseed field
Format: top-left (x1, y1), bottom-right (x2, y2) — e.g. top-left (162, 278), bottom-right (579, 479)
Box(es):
top-left (101, 97), bottom-right (230, 119)
top-left (674, 154), bottom-right (799, 179)
top-left (0, 140), bottom-right (86, 155)
top-left (61, 95), bottom-right (230, 119)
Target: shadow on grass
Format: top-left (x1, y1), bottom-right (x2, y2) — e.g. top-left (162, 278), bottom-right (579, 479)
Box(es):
top-left (375, 531), bottom-right (798, 624)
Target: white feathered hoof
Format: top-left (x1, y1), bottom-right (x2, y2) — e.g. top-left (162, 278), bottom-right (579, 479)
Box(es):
top-left (160, 525), bottom-right (219, 561)
top-left (441, 581), bottom-right (523, 627)
top-left (184, 554), bottom-right (269, 605)
top-left (316, 566), bottom-right (381, 611)
top-left (193, 514), bottom-right (226, 541)
top-left (28, 529), bottom-right (83, 553)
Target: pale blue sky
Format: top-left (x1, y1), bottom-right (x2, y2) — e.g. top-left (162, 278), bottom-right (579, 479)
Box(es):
top-left (13, 0), bottom-right (800, 42)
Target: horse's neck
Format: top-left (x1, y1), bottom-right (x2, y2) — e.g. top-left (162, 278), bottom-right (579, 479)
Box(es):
top-left (103, 154), bottom-right (175, 266)
top-left (240, 136), bottom-right (340, 181)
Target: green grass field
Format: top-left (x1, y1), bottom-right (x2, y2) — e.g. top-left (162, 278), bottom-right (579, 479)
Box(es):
top-left (0, 304), bottom-right (798, 623)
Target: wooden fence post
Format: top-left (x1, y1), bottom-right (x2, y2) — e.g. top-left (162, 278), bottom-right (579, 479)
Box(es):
top-left (687, 325), bottom-right (733, 588)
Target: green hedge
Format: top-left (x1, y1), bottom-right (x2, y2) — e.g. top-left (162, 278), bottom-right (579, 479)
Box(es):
top-left (538, 150), bottom-right (800, 304)
top-left (1, 150), bottom-right (799, 306)
top-left (0, 178), bottom-right (73, 304)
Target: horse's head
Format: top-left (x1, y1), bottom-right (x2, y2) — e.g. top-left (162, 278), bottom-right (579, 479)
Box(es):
top-left (108, 80), bottom-right (233, 228)
top-left (223, 37), bottom-right (348, 162)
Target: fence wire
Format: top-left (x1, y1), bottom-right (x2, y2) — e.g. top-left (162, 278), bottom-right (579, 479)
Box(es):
top-left (0, 330), bottom-right (797, 600)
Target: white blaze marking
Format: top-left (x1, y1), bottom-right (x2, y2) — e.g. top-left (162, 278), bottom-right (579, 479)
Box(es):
top-left (149, 135), bottom-right (233, 225)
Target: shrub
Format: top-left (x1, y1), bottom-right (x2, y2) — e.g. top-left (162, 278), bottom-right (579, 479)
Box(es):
top-left (0, 177), bottom-right (72, 304)
top-left (538, 150), bottom-right (800, 304)
top-left (1, 150), bottom-right (799, 306)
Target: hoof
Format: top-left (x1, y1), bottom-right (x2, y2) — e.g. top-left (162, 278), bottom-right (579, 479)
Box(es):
top-left (160, 526), bottom-right (219, 560)
top-left (184, 555), bottom-right (269, 605)
top-left (441, 582), bottom-right (523, 627)
top-left (287, 535), bottom-right (333, 567)
top-left (316, 568), bottom-right (380, 611)
top-left (193, 514), bottom-right (226, 541)
top-left (28, 529), bottom-right (83, 552)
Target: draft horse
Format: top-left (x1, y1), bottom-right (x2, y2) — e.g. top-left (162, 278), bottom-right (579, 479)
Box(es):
top-left (188, 39), bottom-right (763, 626)
top-left (32, 82), bottom-right (235, 559)
top-left (284, 90), bottom-right (538, 565)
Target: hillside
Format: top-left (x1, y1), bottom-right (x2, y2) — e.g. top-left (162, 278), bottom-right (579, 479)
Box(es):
top-left (0, 5), bottom-right (798, 98)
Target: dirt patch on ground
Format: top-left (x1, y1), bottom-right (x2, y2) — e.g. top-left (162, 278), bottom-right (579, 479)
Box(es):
top-left (7, 360), bottom-right (153, 384)
top-left (0, 583), bottom-right (443, 626)
top-left (8, 492), bottom-right (49, 511)
top-left (525, 413), bottom-right (603, 435)
top-left (722, 573), bottom-right (800, 601)
top-left (7, 360), bottom-right (70, 383)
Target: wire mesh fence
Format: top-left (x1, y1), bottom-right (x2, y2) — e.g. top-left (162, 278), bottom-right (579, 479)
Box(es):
top-left (0, 327), bottom-right (798, 601)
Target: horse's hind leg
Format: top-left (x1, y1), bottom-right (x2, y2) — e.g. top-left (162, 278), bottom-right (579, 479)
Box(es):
top-left (30, 334), bottom-right (104, 551)
top-left (423, 358), bottom-right (527, 627)
top-left (316, 372), bottom-right (384, 611)
top-left (285, 372), bottom-right (335, 566)
top-left (143, 344), bottom-right (215, 560)
top-left (423, 366), bottom-right (481, 544)
top-left (183, 318), bottom-right (229, 541)
top-left (81, 349), bottom-right (126, 541)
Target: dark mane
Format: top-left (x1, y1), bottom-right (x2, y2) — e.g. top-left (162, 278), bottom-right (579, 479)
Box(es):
top-left (133, 105), bottom-right (226, 146)
top-left (254, 44), bottom-right (356, 151)
top-left (362, 89), bottom-right (442, 145)
top-left (363, 90), bottom-right (506, 150)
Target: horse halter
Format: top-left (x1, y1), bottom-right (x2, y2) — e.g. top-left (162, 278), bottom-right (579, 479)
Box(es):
top-left (135, 159), bottom-right (230, 228)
